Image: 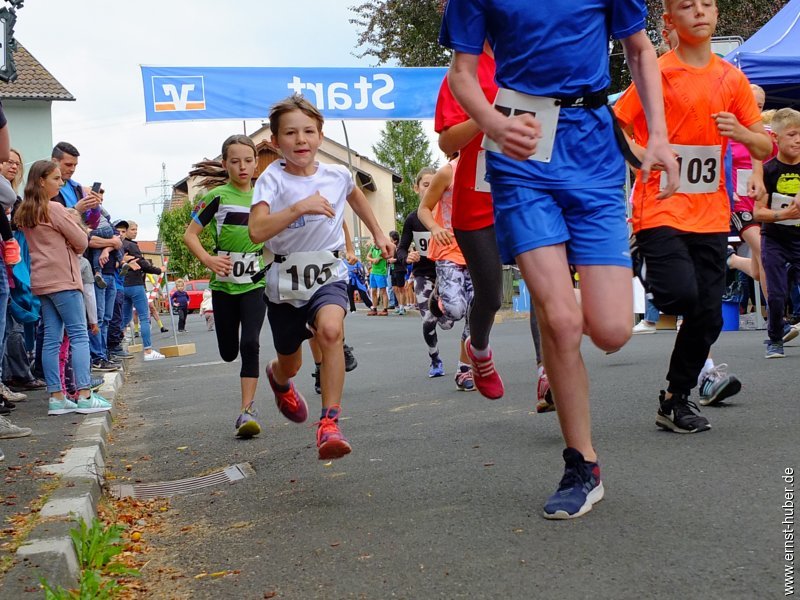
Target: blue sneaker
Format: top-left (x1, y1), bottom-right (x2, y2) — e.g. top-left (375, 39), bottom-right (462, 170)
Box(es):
top-left (76, 392), bottom-right (112, 414)
top-left (235, 403), bottom-right (261, 438)
top-left (766, 340), bottom-right (785, 359)
top-left (543, 448), bottom-right (604, 520)
top-left (428, 357), bottom-right (444, 378)
top-left (48, 396), bottom-right (79, 416)
top-left (90, 376), bottom-right (104, 391)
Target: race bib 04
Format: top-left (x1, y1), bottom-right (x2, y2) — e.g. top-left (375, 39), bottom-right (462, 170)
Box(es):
top-left (412, 231), bottom-right (431, 257)
top-left (660, 144), bottom-right (722, 194)
top-left (216, 251), bottom-right (263, 285)
top-left (482, 88), bottom-right (560, 164)
top-left (271, 250), bottom-right (343, 303)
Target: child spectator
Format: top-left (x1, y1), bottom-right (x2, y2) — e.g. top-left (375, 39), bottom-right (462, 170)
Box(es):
top-left (366, 238), bottom-right (389, 315)
top-left (170, 278), bottom-right (190, 333)
top-left (753, 107), bottom-right (800, 358)
top-left (200, 288), bottom-right (214, 331)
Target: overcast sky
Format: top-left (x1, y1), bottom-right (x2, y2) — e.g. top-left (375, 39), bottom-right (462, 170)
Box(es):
top-left (13, 0), bottom-right (441, 240)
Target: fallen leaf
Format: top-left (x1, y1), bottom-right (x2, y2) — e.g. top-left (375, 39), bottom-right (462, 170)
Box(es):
top-left (484, 462), bottom-right (495, 467)
top-left (231, 521), bottom-right (251, 529)
top-left (176, 446), bottom-right (188, 451)
top-left (194, 572), bottom-right (208, 579)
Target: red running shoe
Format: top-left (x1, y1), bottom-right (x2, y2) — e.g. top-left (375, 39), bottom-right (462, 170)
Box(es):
top-left (536, 370), bottom-right (555, 413)
top-left (316, 406), bottom-right (352, 460)
top-left (266, 362), bottom-right (308, 423)
top-left (465, 337), bottom-right (504, 400)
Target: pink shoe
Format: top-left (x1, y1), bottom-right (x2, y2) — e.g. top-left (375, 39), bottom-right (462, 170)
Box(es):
top-left (536, 370), bottom-right (555, 413)
top-left (316, 406), bottom-right (352, 460)
top-left (465, 337), bottom-right (504, 400)
top-left (266, 362), bottom-right (308, 423)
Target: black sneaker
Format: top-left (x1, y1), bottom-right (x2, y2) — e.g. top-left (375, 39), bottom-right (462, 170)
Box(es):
top-left (0, 398), bottom-right (16, 412)
top-left (343, 344), bottom-right (357, 372)
top-left (94, 272), bottom-right (107, 289)
top-left (311, 364), bottom-right (321, 395)
top-left (656, 391), bottom-right (710, 433)
top-left (91, 360), bottom-right (119, 373)
top-left (160, 327), bottom-right (169, 333)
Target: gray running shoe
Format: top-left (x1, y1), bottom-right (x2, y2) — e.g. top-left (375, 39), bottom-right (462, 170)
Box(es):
top-left (0, 415), bottom-right (32, 439)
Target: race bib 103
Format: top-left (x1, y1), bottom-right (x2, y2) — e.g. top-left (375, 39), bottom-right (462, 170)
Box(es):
top-left (660, 144), bottom-right (722, 194)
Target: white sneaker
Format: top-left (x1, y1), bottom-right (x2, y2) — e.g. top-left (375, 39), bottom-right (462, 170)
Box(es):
top-left (144, 350), bottom-right (165, 361)
top-left (632, 320), bottom-right (657, 335)
top-left (0, 415), bottom-right (32, 439)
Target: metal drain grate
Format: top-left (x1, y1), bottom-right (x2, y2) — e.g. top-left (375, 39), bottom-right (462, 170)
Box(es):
top-left (109, 463), bottom-right (254, 499)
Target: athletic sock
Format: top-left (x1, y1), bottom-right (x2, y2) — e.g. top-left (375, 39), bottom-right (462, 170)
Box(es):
top-left (469, 343), bottom-right (491, 359)
top-left (321, 407), bottom-right (339, 421)
top-left (537, 364), bottom-right (544, 378)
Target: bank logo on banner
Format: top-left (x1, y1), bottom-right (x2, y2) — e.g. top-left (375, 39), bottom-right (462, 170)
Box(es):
top-left (152, 76), bottom-right (206, 112)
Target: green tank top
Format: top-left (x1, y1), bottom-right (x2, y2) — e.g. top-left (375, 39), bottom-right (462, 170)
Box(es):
top-left (192, 183), bottom-right (265, 295)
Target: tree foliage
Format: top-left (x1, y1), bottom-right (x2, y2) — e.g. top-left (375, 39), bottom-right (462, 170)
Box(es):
top-left (157, 199), bottom-right (214, 280)
top-left (350, 0), bottom-right (448, 67)
top-left (351, 0), bottom-right (791, 92)
top-left (372, 121), bottom-right (438, 224)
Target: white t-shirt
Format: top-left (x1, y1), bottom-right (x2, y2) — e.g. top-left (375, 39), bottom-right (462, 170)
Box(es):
top-left (252, 160), bottom-right (354, 306)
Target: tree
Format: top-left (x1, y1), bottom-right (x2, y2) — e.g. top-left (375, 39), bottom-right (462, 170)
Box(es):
top-left (350, 0), bottom-right (448, 67)
top-left (351, 0), bottom-right (791, 91)
top-left (157, 199), bottom-right (214, 280)
top-left (372, 120), bottom-right (439, 224)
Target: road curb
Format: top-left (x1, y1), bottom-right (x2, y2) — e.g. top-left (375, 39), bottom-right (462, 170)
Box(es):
top-left (1, 366), bottom-right (125, 595)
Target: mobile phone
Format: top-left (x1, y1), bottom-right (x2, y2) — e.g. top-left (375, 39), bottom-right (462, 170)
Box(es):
top-left (91, 182), bottom-right (102, 194)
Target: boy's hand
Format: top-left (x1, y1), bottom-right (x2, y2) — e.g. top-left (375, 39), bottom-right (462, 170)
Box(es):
top-left (748, 175), bottom-right (766, 199)
top-left (128, 261), bottom-right (141, 271)
top-left (487, 113), bottom-right (542, 162)
top-left (430, 225), bottom-right (454, 247)
top-left (204, 254), bottom-right (232, 277)
top-left (406, 250), bottom-right (420, 263)
top-left (712, 112), bottom-right (747, 142)
top-left (641, 137), bottom-right (680, 199)
top-left (782, 202), bottom-right (800, 221)
top-left (99, 247), bottom-right (111, 267)
top-left (299, 191), bottom-right (336, 218)
top-left (89, 323), bottom-right (100, 336)
top-left (345, 250), bottom-right (357, 265)
top-left (373, 233), bottom-right (395, 259)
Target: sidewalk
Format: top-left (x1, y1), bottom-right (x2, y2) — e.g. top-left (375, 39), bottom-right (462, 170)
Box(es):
top-left (0, 366), bottom-right (125, 595)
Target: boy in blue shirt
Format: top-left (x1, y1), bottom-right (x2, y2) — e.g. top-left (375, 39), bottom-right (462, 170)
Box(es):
top-left (440, 0), bottom-right (678, 519)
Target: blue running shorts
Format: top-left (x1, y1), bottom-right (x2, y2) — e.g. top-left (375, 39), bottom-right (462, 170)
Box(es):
top-left (491, 183), bottom-right (631, 267)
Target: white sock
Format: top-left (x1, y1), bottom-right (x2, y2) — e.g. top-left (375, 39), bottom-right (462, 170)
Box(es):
top-left (698, 358), bottom-right (715, 384)
top-left (469, 343), bottom-right (491, 359)
top-left (537, 364), bottom-right (545, 378)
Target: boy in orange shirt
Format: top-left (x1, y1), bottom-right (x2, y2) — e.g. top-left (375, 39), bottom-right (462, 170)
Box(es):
top-left (615, 0), bottom-right (772, 433)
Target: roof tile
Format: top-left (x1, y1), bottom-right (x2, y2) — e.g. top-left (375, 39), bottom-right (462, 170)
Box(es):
top-left (0, 43), bottom-right (74, 101)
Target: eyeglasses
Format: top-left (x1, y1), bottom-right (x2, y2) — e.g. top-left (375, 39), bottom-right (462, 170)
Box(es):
top-left (4, 161), bottom-right (21, 167)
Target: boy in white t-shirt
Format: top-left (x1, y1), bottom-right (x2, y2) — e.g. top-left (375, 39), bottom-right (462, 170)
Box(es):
top-left (249, 95), bottom-right (393, 460)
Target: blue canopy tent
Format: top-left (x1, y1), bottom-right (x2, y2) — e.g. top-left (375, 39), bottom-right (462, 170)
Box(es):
top-left (725, 0), bottom-right (800, 108)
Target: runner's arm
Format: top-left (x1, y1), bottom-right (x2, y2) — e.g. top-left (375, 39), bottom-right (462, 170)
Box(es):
top-left (438, 119), bottom-right (481, 156)
top-left (447, 52), bottom-right (541, 161)
top-left (249, 193), bottom-right (334, 244)
top-left (346, 187), bottom-right (394, 259)
top-left (620, 30), bottom-right (678, 198)
top-left (417, 164), bottom-right (455, 247)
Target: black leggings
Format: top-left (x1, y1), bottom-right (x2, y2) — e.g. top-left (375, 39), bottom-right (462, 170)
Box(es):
top-left (211, 288), bottom-right (267, 378)
top-left (455, 225), bottom-right (542, 362)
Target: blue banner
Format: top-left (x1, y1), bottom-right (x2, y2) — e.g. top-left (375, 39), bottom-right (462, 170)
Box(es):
top-left (141, 66), bottom-right (449, 122)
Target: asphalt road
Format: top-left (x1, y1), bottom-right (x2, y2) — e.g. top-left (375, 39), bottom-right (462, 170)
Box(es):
top-left (109, 309), bottom-right (797, 599)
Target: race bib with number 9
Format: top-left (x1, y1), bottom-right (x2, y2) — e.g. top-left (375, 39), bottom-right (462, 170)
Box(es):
top-left (274, 250), bottom-right (341, 302)
top-left (660, 144), bottom-right (721, 194)
top-left (216, 251), bottom-right (261, 285)
top-left (412, 231), bottom-right (431, 257)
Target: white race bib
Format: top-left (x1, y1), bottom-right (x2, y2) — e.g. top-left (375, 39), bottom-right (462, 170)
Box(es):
top-left (412, 231), bottom-right (431, 257)
top-left (482, 88), bottom-right (560, 163)
top-left (773, 193), bottom-right (800, 227)
top-left (736, 168), bottom-right (753, 198)
top-left (475, 150), bottom-right (491, 193)
top-left (216, 251), bottom-right (263, 285)
top-left (274, 250), bottom-right (342, 302)
top-left (660, 144), bottom-right (721, 194)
